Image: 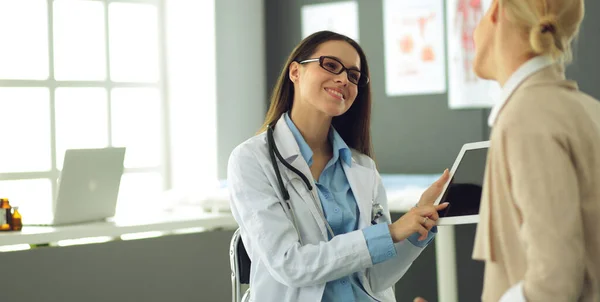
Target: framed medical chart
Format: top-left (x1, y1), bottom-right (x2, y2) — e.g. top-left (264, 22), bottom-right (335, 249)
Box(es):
top-left (301, 1), bottom-right (359, 41)
top-left (446, 0), bottom-right (500, 109)
top-left (383, 0), bottom-right (447, 96)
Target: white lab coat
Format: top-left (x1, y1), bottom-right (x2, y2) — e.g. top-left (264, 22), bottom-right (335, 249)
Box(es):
top-left (227, 115), bottom-right (427, 302)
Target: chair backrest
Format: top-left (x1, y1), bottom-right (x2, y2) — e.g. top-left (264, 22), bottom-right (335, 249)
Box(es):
top-left (230, 228), bottom-right (252, 302)
top-left (236, 231), bottom-right (251, 284)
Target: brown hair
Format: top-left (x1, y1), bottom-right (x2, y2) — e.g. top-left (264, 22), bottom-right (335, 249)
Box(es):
top-left (500, 0), bottom-right (585, 63)
top-left (258, 31), bottom-right (373, 157)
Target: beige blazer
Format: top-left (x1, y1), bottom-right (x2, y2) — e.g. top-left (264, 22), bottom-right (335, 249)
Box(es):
top-left (473, 64), bottom-right (600, 302)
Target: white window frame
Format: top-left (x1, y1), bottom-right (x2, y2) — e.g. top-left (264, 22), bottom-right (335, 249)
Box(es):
top-left (0, 0), bottom-right (172, 207)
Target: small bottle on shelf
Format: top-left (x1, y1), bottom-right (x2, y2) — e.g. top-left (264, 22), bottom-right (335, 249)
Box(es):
top-left (11, 207), bottom-right (22, 231)
top-left (0, 198), bottom-right (12, 231)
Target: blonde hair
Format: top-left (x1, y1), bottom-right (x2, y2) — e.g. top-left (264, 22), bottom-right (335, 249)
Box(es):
top-left (500, 0), bottom-right (585, 63)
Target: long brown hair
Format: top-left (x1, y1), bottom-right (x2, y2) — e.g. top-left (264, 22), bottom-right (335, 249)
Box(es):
top-left (259, 31), bottom-right (373, 157)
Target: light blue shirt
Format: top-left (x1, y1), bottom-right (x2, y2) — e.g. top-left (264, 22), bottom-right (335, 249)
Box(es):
top-left (284, 113), bottom-right (436, 301)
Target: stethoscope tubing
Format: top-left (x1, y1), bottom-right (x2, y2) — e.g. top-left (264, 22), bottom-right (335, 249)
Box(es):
top-left (266, 124), bottom-right (383, 245)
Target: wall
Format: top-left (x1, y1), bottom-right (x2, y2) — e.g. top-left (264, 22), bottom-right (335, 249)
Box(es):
top-left (263, 0), bottom-right (600, 175)
top-left (265, 0), bottom-right (488, 175)
top-left (216, 0), bottom-right (267, 179)
top-left (565, 1), bottom-right (600, 99)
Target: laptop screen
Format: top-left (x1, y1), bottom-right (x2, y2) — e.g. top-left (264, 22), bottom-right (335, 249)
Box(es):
top-left (438, 148), bottom-right (488, 218)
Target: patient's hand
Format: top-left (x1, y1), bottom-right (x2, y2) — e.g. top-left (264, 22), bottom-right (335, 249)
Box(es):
top-left (413, 297), bottom-right (428, 302)
top-left (416, 169), bottom-right (450, 207)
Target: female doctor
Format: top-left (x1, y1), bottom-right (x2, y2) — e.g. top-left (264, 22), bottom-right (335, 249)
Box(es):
top-left (227, 30), bottom-right (449, 302)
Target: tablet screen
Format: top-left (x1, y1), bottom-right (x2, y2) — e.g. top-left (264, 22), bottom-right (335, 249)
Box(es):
top-left (438, 148), bottom-right (488, 218)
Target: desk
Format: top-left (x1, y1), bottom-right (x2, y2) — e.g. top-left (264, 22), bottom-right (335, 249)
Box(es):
top-left (0, 210), bottom-right (238, 247)
top-left (0, 209), bottom-right (240, 302)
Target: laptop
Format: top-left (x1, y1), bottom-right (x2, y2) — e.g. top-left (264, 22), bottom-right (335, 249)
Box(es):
top-left (434, 141), bottom-right (489, 225)
top-left (27, 147), bottom-right (126, 226)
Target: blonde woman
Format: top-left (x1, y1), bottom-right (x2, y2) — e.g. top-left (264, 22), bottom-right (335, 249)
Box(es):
top-left (470, 0), bottom-right (600, 301)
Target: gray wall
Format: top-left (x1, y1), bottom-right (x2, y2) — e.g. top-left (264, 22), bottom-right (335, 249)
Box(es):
top-left (565, 1), bottom-right (600, 99)
top-left (216, 0), bottom-right (267, 179)
top-left (265, 0), bottom-right (487, 175)
top-left (264, 0), bottom-right (600, 175)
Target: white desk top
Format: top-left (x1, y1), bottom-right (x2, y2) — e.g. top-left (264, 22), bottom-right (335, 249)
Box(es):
top-left (0, 209), bottom-right (237, 246)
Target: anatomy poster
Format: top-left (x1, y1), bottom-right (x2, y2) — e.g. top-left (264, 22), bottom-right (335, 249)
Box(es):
top-left (446, 0), bottom-right (500, 109)
top-left (383, 0), bottom-right (446, 96)
top-left (301, 1), bottom-right (359, 41)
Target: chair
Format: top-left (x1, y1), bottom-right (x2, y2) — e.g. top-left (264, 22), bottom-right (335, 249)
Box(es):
top-left (230, 228), bottom-right (251, 302)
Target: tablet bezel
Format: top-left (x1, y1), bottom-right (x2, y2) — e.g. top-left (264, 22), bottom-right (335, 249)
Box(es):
top-left (434, 141), bottom-right (490, 225)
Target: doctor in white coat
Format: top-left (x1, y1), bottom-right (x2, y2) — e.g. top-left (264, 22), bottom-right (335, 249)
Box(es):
top-left (228, 31), bottom-right (450, 302)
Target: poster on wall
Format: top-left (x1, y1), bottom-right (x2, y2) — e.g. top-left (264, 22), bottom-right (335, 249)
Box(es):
top-left (301, 1), bottom-right (359, 41)
top-left (383, 0), bottom-right (447, 96)
top-left (446, 0), bottom-right (500, 109)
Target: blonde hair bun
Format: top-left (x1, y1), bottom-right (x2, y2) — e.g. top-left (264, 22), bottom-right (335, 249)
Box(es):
top-left (530, 14), bottom-right (560, 55)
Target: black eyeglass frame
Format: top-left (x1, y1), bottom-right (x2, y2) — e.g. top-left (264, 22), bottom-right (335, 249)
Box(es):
top-left (297, 56), bottom-right (370, 87)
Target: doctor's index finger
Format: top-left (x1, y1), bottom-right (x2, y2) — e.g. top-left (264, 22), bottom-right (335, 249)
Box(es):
top-left (422, 169), bottom-right (450, 196)
top-left (435, 169), bottom-right (450, 186)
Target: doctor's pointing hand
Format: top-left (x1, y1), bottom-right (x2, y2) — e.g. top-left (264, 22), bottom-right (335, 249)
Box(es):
top-left (389, 170), bottom-right (449, 243)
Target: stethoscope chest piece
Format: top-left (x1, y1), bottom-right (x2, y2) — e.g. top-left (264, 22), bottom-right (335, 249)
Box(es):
top-left (371, 203), bottom-right (384, 225)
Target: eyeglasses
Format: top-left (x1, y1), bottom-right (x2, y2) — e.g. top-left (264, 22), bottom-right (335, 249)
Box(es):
top-left (297, 56), bottom-right (369, 87)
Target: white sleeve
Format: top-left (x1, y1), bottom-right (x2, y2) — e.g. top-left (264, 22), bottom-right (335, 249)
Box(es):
top-left (365, 170), bottom-right (426, 293)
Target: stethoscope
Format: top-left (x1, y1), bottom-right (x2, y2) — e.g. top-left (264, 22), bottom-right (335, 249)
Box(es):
top-left (267, 124), bottom-right (385, 245)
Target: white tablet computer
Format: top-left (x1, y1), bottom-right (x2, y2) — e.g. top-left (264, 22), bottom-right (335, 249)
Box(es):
top-left (435, 141), bottom-right (490, 225)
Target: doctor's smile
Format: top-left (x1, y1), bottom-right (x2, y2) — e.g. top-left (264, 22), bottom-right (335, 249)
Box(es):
top-left (324, 87), bottom-right (346, 101)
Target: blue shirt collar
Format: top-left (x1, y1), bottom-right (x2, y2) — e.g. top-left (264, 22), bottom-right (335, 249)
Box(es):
top-left (283, 112), bottom-right (352, 167)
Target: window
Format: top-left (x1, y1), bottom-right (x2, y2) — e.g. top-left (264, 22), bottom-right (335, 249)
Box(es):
top-left (0, 0), bottom-right (217, 219)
